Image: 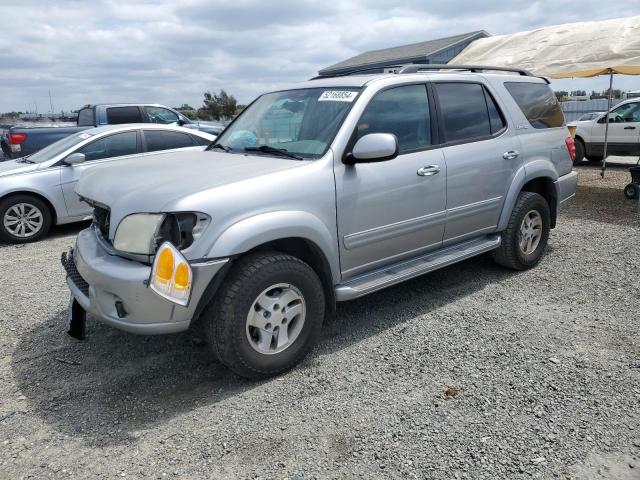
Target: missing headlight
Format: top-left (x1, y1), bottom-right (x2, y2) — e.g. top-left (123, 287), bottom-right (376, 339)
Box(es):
top-left (156, 213), bottom-right (200, 251)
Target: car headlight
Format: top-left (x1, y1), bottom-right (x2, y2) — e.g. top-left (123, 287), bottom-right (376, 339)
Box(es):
top-left (150, 242), bottom-right (192, 306)
top-left (113, 213), bottom-right (165, 254)
top-left (113, 212), bottom-right (209, 254)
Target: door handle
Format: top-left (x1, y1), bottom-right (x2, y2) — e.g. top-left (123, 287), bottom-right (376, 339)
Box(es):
top-left (417, 165), bottom-right (441, 176)
top-left (624, 126), bottom-right (636, 130)
top-left (502, 150), bottom-right (520, 160)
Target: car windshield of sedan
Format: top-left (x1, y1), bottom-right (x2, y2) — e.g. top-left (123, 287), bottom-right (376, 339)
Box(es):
top-left (212, 87), bottom-right (361, 159)
top-left (27, 132), bottom-right (95, 164)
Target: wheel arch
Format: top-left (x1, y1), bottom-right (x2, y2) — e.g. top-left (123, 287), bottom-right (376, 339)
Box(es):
top-left (498, 165), bottom-right (558, 230)
top-left (0, 190), bottom-right (58, 225)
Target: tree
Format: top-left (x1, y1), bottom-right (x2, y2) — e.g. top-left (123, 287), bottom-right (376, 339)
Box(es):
top-left (201, 90), bottom-right (238, 120)
top-left (554, 91), bottom-right (568, 101)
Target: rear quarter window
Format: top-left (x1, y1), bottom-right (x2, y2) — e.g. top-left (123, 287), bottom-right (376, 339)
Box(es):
top-left (106, 106), bottom-right (143, 124)
top-left (504, 82), bottom-right (564, 129)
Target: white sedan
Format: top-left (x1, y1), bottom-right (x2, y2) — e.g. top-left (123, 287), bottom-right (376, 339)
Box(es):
top-left (0, 124), bottom-right (215, 243)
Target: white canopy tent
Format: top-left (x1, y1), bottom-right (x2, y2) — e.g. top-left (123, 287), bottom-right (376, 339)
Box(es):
top-left (452, 15), bottom-right (640, 176)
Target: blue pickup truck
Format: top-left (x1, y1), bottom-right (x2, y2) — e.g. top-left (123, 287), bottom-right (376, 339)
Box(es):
top-left (1, 103), bottom-right (224, 159)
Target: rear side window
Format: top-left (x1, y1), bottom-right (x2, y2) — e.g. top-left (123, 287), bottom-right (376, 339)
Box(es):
top-left (504, 82), bottom-right (564, 129)
top-left (435, 83), bottom-right (493, 142)
top-left (106, 106), bottom-right (143, 124)
top-left (77, 108), bottom-right (94, 126)
top-left (357, 84), bottom-right (431, 152)
top-left (144, 130), bottom-right (194, 152)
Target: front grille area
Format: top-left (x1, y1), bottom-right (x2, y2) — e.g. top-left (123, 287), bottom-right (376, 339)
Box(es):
top-left (61, 250), bottom-right (89, 297)
top-left (93, 206), bottom-right (111, 239)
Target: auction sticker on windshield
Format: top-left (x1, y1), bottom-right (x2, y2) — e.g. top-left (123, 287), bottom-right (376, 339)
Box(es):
top-left (318, 90), bottom-right (358, 102)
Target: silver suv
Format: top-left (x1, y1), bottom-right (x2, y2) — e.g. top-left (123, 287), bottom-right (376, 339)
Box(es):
top-left (63, 65), bottom-right (578, 379)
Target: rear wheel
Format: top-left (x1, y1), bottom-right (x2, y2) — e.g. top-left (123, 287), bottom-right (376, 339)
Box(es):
top-left (205, 251), bottom-right (325, 379)
top-left (0, 194), bottom-right (52, 243)
top-left (492, 192), bottom-right (550, 270)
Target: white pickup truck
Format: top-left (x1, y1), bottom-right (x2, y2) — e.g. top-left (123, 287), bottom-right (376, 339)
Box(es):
top-left (570, 98), bottom-right (640, 164)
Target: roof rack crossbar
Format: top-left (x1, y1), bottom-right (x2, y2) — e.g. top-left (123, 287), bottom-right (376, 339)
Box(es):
top-left (396, 64), bottom-right (535, 76)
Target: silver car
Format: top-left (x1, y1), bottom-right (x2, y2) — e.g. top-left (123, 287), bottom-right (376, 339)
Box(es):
top-left (0, 124), bottom-right (215, 242)
top-left (65, 65), bottom-right (577, 379)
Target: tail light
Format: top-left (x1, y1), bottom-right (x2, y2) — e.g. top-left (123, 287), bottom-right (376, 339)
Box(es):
top-left (565, 136), bottom-right (576, 162)
top-left (8, 133), bottom-right (27, 145)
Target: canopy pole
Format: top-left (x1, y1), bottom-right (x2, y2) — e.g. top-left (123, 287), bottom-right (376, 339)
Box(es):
top-left (600, 70), bottom-right (613, 178)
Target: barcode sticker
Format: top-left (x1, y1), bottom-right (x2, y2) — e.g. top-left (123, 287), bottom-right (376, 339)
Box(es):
top-left (318, 90), bottom-right (358, 102)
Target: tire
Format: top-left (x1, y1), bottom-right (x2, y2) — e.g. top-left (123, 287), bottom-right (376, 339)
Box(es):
top-left (0, 194), bottom-right (52, 243)
top-left (574, 138), bottom-right (585, 164)
top-left (624, 183), bottom-right (640, 200)
top-left (492, 191), bottom-right (550, 270)
top-left (204, 251), bottom-right (325, 379)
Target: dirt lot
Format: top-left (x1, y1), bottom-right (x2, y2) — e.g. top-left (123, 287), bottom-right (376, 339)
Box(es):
top-left (0, 164), bottom-right (639, 479)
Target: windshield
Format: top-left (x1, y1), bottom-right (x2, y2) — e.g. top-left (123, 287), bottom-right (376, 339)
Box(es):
top-left (27, 132), bottom-right (95, 163)
top-left (212, 87), bottom-right (361, 159)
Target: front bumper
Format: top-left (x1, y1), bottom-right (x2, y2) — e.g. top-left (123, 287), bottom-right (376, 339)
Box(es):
top-left (63, 227), bottom-right (228, 334)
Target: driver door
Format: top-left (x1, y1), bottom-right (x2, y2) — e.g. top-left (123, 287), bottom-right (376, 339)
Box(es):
top-left (334, 84), bottom-right (446, 279)
top-left (590, 101), bottom-right (640, 155)
top-left (59, 130), bottom-right (140, 218)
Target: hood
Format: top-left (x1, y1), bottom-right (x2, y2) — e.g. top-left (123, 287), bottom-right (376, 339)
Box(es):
top-left (76, 149), bottom-right (306, 215)
top-left (0, 159), bottom-right (39, 178)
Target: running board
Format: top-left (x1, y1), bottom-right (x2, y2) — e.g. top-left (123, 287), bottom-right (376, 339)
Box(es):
top-left (335, 235), bottom-right (501, 301)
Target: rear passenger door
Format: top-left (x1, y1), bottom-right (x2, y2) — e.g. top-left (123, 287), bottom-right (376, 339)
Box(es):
top-left (434, 82), bottom-right (522, 244)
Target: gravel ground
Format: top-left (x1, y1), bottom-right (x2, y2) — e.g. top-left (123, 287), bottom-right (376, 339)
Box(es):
top-left (0, 164), bottom-right (638, 479)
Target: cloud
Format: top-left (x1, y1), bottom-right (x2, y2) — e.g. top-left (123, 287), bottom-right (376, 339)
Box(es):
top-left (0, 0), bottom-right (638, 113)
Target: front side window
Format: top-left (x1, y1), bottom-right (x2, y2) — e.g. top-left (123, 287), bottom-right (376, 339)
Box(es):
top-left (77, 108), bottom-right (94, 126)
top-left (213, 88), bottom-right (361, 159)
top-left (357, 84), bottom-right (431, 152)
top-left (608, 102), bottom-right (640, 123)
top-left (144, 130), bottom-right (194, 152)
top-left (144, 106), bottom-right (180, 124)
top-left (435, 83), bottom-right (492, 142)
top-left (505, 82), bottom-right (564, 129)
top-left (106, 106), bottom-right (143, 124)
top-left (77, 131), bottom-right (138, 161)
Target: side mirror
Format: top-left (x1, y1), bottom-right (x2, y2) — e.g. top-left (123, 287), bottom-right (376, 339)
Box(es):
top-left (345, 133), bottom-right (399, 164)
top-left (64, 153), bottom-right (86, 165)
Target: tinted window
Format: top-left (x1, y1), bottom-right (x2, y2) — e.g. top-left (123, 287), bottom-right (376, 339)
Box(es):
top-left (192, 135), bottom-right (212, 146)
top-left (485, 89), bottom-right (506, 134)
top-left (106, 106), bottom-right (143, 124)
top-left (357, 84), bottom-right (430, 152)
top-left (77, 131), bottom-right (138, 161)
top-left (144, 106), bottom-right (180, 124)
top-left (435, 83), bottom-right (491, 142)
top-left (77, 108), bottom-right (94, 126)
top-left (505, 82), bottom-right (564, 128)
top-left (144, 130), bottom-right (194, 152)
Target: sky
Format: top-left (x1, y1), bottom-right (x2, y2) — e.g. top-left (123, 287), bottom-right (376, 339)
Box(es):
top-left (1, 0), bottom-right (639, 113)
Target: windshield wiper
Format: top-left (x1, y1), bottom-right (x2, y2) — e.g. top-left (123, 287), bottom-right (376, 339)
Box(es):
top-left (208, 143), bottom-right (232, 152)
top-left (244, 145), bottom-right (303, 160)
top-left (17, 156), bottom-right (34, 164)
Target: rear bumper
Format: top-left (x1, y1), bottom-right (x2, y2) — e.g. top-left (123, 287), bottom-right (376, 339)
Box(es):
top-left (556, 171), bottom-right (578, 204)
top-left (63, 227), bottom-right (228, 334)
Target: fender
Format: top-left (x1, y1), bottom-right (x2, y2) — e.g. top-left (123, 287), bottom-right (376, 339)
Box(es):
top-left (497, 160), bottom-right (558, 230)
top-left (207, 210), bottom-right (341, 283)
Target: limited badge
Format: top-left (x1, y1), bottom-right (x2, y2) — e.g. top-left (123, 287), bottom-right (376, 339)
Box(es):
top-left (318, 90), bottom-right (358, 102)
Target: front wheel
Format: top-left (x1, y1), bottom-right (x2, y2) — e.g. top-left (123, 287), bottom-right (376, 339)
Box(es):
top-left (492, 192), bottom-right (550, 270)
top-left (624, 183), bottom-right (639, 200)
top-left (0, 194), bottom-right (52, 243)
top-left (205, 252), bottom-right (325, 379)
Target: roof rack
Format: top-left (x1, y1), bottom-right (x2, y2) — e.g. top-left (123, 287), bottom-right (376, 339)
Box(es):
top-left (397, 64), bottom-right (535, 76)
top-left (312, 63), bottom-right (544, 81)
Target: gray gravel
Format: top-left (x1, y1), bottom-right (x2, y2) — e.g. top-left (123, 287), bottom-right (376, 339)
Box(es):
top-left (1, 165), bottom-right (639, 479)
